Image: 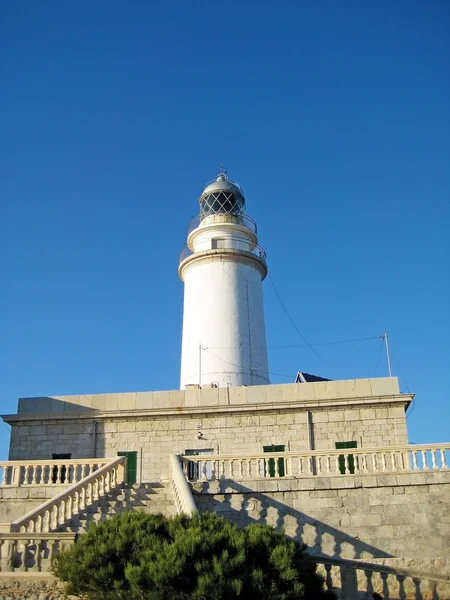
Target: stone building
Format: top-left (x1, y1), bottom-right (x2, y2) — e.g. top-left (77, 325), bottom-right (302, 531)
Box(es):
top-left (1, 172), bottom-right (449, 598)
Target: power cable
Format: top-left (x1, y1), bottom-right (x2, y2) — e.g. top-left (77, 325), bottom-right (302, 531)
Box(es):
top-left (205, 335), bottom-right (383, 351)
top-left (389, 341), bottom-right (415, 419)
top-left (373, 337), bottom-right (385, 377)
top-left (268, 274), bottom-right (321, 359)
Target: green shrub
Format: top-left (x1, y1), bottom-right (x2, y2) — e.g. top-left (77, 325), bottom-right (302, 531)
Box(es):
top-left (53, 511), bottom-right (335, 600)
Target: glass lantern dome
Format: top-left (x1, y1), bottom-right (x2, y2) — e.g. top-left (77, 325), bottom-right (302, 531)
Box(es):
top-left (199, 172), bottom-right (246, 219)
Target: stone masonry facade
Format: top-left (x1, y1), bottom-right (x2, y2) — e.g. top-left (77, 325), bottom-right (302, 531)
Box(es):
top-left (3, 378), bottom-right (410, 482)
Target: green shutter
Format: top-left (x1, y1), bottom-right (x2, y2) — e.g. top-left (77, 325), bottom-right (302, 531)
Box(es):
top-left (335, 442), bottom-right (357, 474)
top-left (263, 445), bottom-right (285, 477)
top-left (118, 451), bottom-right (138, 485)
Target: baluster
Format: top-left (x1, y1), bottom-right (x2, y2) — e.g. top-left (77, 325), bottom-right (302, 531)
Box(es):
top-left (286, 456), bottom-right (292, 477)
top-left (44, 509), bottom-right (50, 532)
top-left (31, 465), bottom-right (38, 485)
top-left (30, 539), bottom-right (42, 572)
top-left (364, 570), bottom-right (374, 598)
top-left (307, 456), bottom-right (313, 476)
top-left (19, 539), bottom-right (29, 571)
top-left (36, 514), bottom-right (42, 533)
top-left (202, 461), bottom-right (208, 481)
top-left (0, 539), bottom-right (5, 571)
top-left (390, 452), bottom-right (395, 471)
top-left (396, 574), bottom-right (406, 600)
top-left (431, 450), bottom-right (438, 470)
top-left (48, 539), bottom-right (56, 569)
top-left (441, 449), bottom-right (448, 469)
top-left (421, 450), bottom-right (428, 470)
top-left (324, 564), bottom-right (333, 591)
top-left (380, 572), bottom-right (390, 598)
top-left (7, 539), bottom-right (17, 571)
top-left (381, 453), bottom-right (387, 471)
top-left (412, 577), bottom-right (422, 598)
top-left (335, 455), bottom-right (340, 475)
top-left (412, 449), bottom-right (419, 471)
top-left (229, 459), bottom-right (235, 480)
top-left (361, 454), bottom-right (367, 473)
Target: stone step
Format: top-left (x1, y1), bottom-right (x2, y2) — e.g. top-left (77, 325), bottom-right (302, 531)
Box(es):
top-left (55, 482), bottom-right (175, 533)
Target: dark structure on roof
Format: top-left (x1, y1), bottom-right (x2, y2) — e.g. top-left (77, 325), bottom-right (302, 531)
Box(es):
top-left (295, 371), bottom-right (331, 383)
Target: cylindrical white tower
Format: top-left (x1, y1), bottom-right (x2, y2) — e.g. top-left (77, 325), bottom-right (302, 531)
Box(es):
top-left (179, 171), bottom-right (270, 389)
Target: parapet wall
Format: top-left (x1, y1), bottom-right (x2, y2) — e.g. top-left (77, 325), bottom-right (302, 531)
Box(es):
top-left (14, 377), bottom-right (402, 414)
top-left (193, 470), bottom-right (450, 560)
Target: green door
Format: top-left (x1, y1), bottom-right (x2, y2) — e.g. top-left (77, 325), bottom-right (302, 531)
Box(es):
top-left (263, 445), bottom-right (285, 477)
top-left (118, 451), bottom-right (138, 485)
top-left (335, 441), bottom-right (357, 474)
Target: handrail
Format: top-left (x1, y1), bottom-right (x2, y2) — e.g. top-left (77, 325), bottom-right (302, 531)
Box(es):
top-left (169, 454), bottom-right (198, 515)
top-left (179, 238), bottom-right (267, 266)
top-left (10, 456), bottom-right (126, 533)
top-left (180, 443), bottom-right (449, 481)
top-left (0, 458), bottom-right (110, 486)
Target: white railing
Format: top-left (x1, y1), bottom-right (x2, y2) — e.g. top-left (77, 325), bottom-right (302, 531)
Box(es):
top-left (170, 454), bottom-right (198, 515)
top-left (315, 556), bottom-right (450, 599)
top-left (10, 456), bottom-right (126, 533)
top-left (180, 443), bottom-right (450, 481)
top-left (0, 532), bottom-right (76, 572)
top-left (0, 459), bottom-right (111, 487)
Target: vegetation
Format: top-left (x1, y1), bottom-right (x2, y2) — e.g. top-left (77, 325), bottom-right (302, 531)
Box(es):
top-left (53, 511), bottom-right (335, 600)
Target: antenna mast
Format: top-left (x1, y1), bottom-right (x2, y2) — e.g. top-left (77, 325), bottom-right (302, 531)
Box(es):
top-left (384, 331), bottom-right (392, 377)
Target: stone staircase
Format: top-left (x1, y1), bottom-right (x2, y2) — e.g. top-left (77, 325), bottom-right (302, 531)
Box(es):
top-left (58, 481), bottom-right (175, 534)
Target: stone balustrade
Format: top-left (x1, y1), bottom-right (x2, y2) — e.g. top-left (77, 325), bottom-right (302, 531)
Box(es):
top-left (170, 454), bottom-right (198, 515)
top-left (0, 459), bottom-right (111, 487)
top-left (180, 443), bottom-right (450, 481)
top-left (1, 532), bottom-right (448, 600)
top-left (316, 556), bottom-right (450, 600)
top-left (0, 532), bottom-right (76, 572)
top-left (9, 456), bottom-right (126, 533)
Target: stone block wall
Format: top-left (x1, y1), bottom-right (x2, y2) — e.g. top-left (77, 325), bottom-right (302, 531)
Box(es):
top-left (193, 471), bottom-right (450, 560)
top-left (6, 400), bottom-right (408, 482)
top-left (0, 486), bottom-right (68, 523)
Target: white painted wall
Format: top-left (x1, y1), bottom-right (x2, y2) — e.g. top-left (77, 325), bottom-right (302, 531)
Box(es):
top-left (180, 256), bottom-right (269, 388)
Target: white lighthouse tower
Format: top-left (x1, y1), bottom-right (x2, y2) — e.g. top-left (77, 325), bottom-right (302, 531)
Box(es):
top-left (179, 170), bottom-right (270, 389)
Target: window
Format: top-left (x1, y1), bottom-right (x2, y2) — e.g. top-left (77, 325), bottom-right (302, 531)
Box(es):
top-left (185, 449), bottom-right (214, 480)
top-left (211, 238), bottom-right (226, 249)
top-left (335, 441), bottom-right (357, 474)
top-left (263, 445), bottom-right (286, 477)
top-left (52, 453), bottom-right (72, 484)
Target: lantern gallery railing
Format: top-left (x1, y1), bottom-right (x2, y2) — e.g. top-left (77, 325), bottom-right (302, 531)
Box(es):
top-left (179, 237), bottom-right (267, 265)
top-left (180, 443), bottom-right (450, 482)
top-left (0, 459), bottom-right (111, 487)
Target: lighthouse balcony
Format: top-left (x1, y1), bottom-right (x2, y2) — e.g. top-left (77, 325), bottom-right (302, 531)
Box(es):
top-left (187, 213), bottom-right (258, 235)
top-left (179, 236), bottom-right (267, 265)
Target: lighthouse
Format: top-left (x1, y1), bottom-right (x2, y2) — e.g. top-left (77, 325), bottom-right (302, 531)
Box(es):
top-left (179, 170), bottom-right (270, 389)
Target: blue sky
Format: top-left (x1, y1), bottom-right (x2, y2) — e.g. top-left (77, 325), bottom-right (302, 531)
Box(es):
top-left (1, 1), bottom-right (449, 459)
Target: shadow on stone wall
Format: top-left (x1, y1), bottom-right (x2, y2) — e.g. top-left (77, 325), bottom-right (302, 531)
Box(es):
top-left (194, 480), bottom-right (392, 560)
top-left (17, 397), bottom-right (95, 415)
